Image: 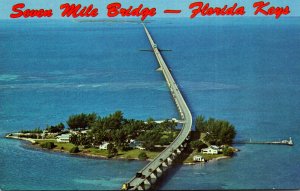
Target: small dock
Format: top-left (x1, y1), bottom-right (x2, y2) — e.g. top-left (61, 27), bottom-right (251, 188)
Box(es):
top-left (235, 137), bottom-right (293, 146)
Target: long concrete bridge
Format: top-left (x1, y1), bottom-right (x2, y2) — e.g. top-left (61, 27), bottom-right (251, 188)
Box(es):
top-left (122, 24), bottom-right (193, 190)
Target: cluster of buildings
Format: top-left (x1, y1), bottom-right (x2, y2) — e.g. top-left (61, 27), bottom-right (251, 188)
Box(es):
top-left (56, 129), bottom-right (88, 143)
top-left (56, 134), bottom-right (71, 143)
top-left (56, 132), bottom-right (146, 151)
top-left (98, 139), bottom-right (145, 150)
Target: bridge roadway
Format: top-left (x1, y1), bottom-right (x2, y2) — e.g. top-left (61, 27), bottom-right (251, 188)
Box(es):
top-left (123, 24), bottom-right (193, 190)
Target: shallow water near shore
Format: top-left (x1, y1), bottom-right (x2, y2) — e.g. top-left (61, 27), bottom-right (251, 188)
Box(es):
top-left (1, 17), bottom-right (300, 190)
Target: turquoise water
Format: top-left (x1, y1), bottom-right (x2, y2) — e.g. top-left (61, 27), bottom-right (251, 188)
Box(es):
top-left (1, 18), bottom-right (300, 190)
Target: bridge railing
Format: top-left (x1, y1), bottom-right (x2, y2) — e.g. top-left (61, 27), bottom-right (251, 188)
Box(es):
top-left (124, 24), bottom-right (193, 190)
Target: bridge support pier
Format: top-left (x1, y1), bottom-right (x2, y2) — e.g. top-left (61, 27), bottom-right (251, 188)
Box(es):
top-left (171, 152), bottom-right (177, 158)
top-left (137, 184), bottom-right (145, 191)
top-left (156, 166), bottom-right (163, 177)
top-left (150, 173), bottom-right (157, 183)
top-left (162, 161), bottom-right (168, 168)
top-left (161, 163), bottom-right (168, 172)
top-left (167, 157), bottom-right (173, 165)
top-left (142, 178), bottom-right (152, 190)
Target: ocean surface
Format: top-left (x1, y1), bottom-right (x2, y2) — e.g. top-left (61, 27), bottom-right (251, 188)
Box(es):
top-left (1, 17), bottom-right (300, 190)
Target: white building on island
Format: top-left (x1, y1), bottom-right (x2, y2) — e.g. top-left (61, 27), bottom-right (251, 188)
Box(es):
top-left (56, 134), bottom-right (71, 143)
top-left (129, 139), bottom-right (145, 150)
top-left (201, 145), bottom-right (219, 155)
top-left (99, 142), bottom-right (110, 150)
top-left (193, 155), bottom-right (205, 162)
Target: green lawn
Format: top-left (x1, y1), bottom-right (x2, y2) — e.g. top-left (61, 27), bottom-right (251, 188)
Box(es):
top-left (35, 140), bottom-right (160, 160)
top-left (117, 149), bottom-right (159, 160)
top-left (87, 148), bottom-right (160, 160)
top-left (201, 153), bottom-right (224, 160)
top-left (35, 140), bottom-right (75, 151)
top-left (87, 148), bottom-right (108, 156)
top-left (34, 140), bottom-right (229, 164)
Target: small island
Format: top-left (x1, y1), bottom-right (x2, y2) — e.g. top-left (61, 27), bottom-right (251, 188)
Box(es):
top-left (6, 111), bottom-right (237, 164)
top-left (184, 115), bottom-right (238, 163)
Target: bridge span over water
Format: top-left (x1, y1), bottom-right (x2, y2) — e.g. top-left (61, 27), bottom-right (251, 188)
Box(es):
top-left (122, 24), bottom-right (193, 190)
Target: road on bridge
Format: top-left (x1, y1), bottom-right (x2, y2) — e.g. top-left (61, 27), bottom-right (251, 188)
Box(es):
top-left (123, 24), bottom-right (193, 190)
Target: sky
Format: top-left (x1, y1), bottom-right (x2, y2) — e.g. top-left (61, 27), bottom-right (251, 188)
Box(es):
top-left (0, 0), bottom-right (300, 19)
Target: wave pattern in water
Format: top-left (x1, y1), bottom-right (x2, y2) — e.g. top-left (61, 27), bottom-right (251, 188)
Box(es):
top-left (0, 74), bottom-right (19, 81)
top-left (0, 81), bottom-right (238, 91)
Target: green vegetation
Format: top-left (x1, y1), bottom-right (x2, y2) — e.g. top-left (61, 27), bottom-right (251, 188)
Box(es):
top-left (46, 123), bottom-right (65, 133)
top-left (19, 128), bottom-right (42, 134)
top-left (67, 113), bottom-right (97, 130)
top-left (15, 111), bottom-right (178, 162)
top-left (107, 144), bottom-right (118, 158)
top-left (18, 134), bottom-right (38, 139)
top-left (195, 115), bottom-right (236, 145)
top-left (69, 111), bottom-right (178, 151)
top-left (87, 148), bottom-right (108, 156)
top-left (137, 128), bottom-right (161, 151)
top-left (13, 112), bottom-right (237, 163)
top-left (222, 146), bottom-right (235, 157)
top-left (138, 152), bottom-right (148, 160)
top-left (119, 149), bottom-right (159, 159)
top-left (14, 111), bottom-right (178, 154)
top-left (184, 115), bottom-right (237, 163)
top-left (35, 140), bottom-right (160, 160)
top-left (40, 142), bottom-right (55, 149)
top-left (69, 146), bottom-right (80, 153)
top-left (37, 140), bottom-right (74, 151)
top-left (190, 140), bottom-right (206, 152)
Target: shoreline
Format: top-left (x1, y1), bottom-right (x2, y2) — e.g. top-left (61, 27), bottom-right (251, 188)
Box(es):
top-left (5, 134), bottom-right (234, 164)
top-left (5, 134), bottom-right (157, 162)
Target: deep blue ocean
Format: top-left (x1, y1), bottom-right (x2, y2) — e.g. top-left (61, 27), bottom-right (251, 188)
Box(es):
top-left (1, 17), bottom-right (300, 190)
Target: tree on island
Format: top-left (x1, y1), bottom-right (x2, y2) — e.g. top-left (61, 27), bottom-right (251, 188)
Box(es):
top-left (102, 111), bottom-right (124, 130)
top-left (138, 151), bottom-right (148, 160)
top-left (46, 123), bottom-right (65, 133)
top-left (69, 146), bottom-right (80, 153)
top-left (64, 111), bottom-right (179, 151)
top-left (195, 115), bottom-right (206, 132)
top-left (138, 128), bottom-right (163, 151)
top-left (195, 115), bottom-right (236, 146)
top-left (190, 140), bottom-right (207, 152)
top-left (223, 146), bottom-right (235, 157)
top-left (69, 134), bottom-right (80, 146)
top-left (107, 143), bottom-right (118, 158)
top-left (40, 142), bottom-right (55, 149)
top-left (69, 133), bottom-right (93, 146)
top-left (122, 119), bottom-right (148, 139)
top-left (160, 120), bottom-right (177, 131)
top-left (146, 118), bottom-right (156, 129)
top-left (112, 128), bottom-right (127, 147)
top-left (19, 128), bottom-right (43, 134)
top-left (67, 113), bottom-right (97, 130)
